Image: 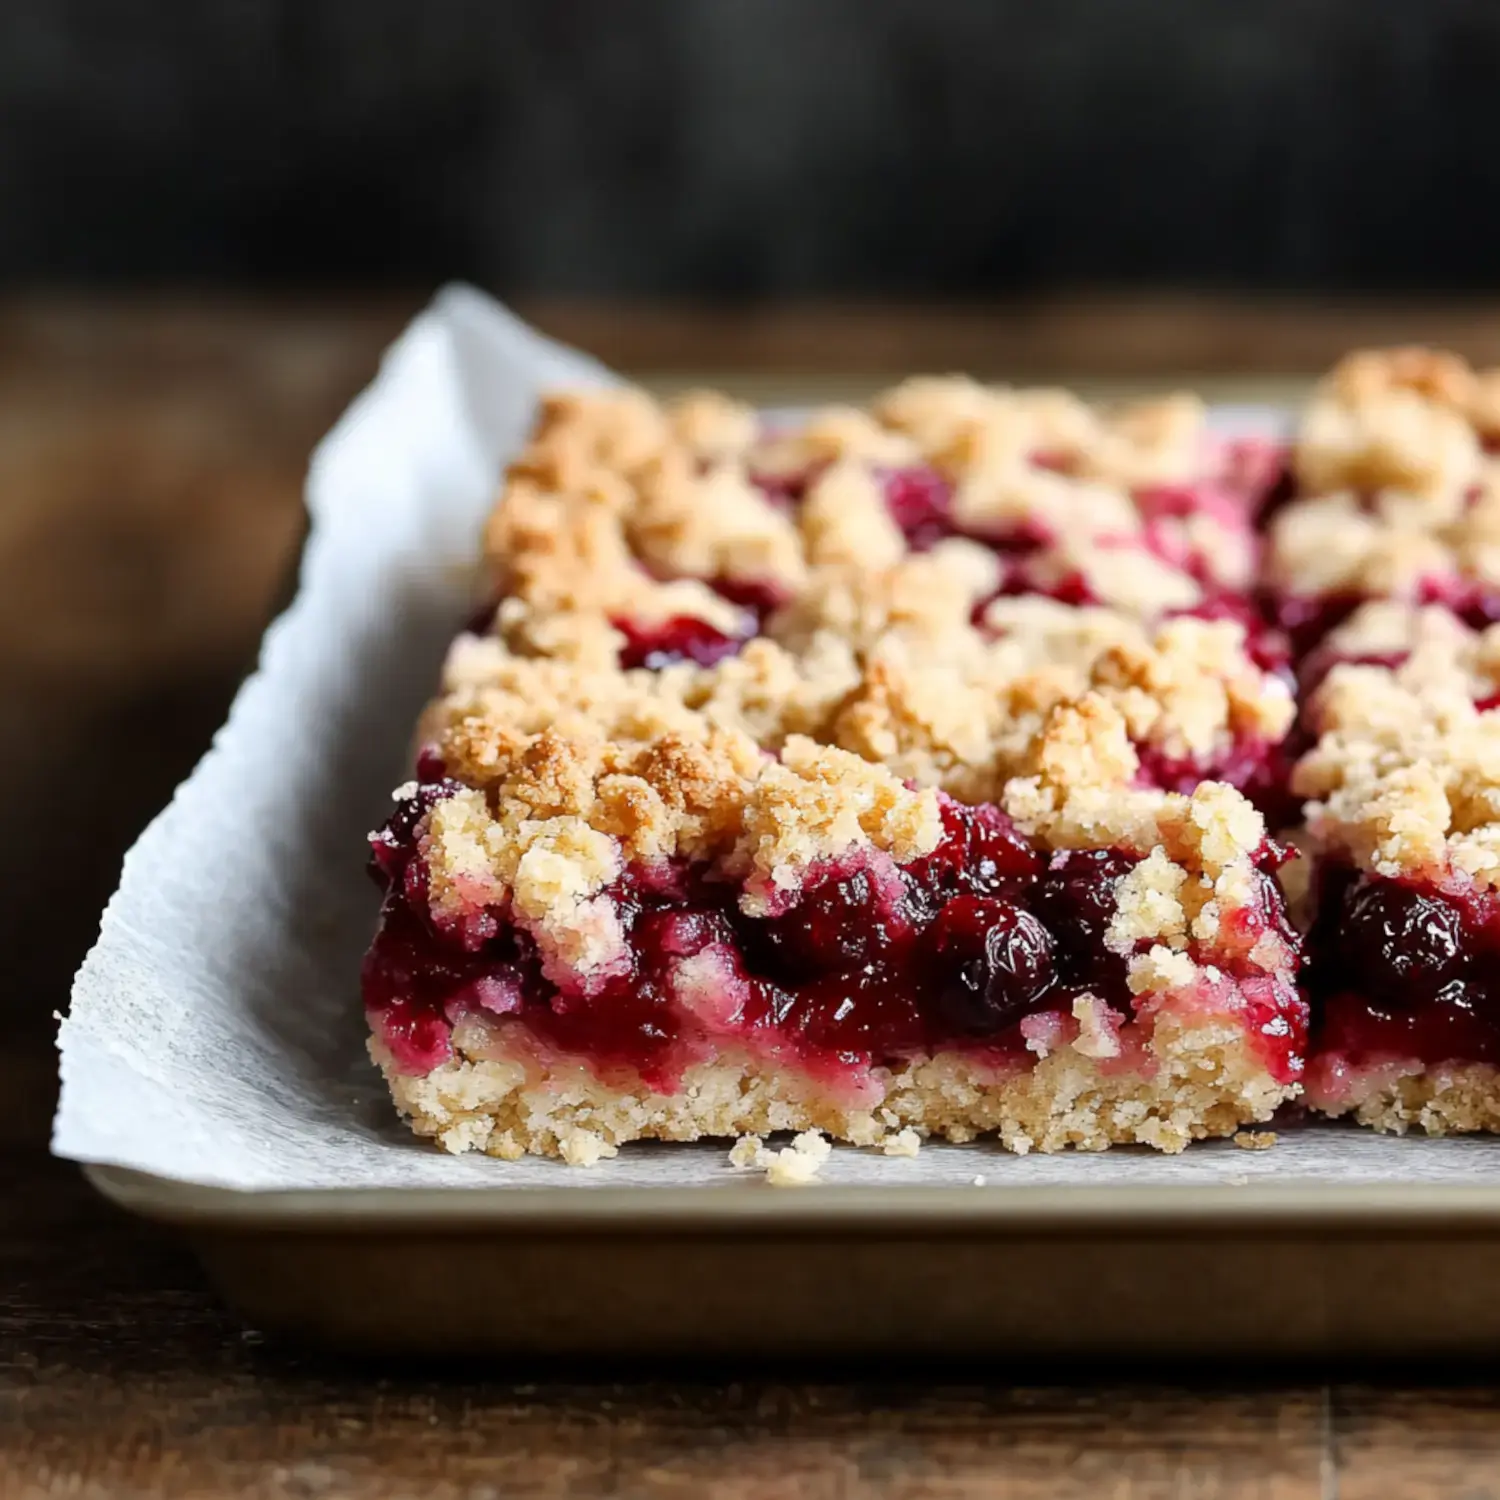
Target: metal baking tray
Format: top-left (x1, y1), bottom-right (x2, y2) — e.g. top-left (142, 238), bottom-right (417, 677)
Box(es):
top-left (88, 1158), bottom-right (1500, 1357)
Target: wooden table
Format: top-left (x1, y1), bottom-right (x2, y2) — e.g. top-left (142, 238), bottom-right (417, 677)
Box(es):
top-left (8, 295), bottom-right (1500, 1497)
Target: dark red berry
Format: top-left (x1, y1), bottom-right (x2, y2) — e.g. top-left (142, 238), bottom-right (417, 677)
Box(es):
top-left (909, 797), bottom-right (1042, 904)
top-left (415, 746), bottom-right (449, 784)
top-left (632, 908), bottom-right (736, 963)
top-left (932, 895), bottom-right (1057, 1034)
top-left (964, 802), bottom-right (1044, 893)
top-left (1342, 877), bottom-right (1464, 1003)
top-left (880, 465), bottom-right (954, 548)
top-left (758, 867), bottom-right (907, 974)
top-left (1028, 849), bottom-right (1136, 991)
top-left (367, 777), bottom-right (467, 887)
top-left (613, 614), bottom-right (742, 670)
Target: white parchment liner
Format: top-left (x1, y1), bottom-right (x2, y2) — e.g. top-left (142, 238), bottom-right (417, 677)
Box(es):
top-left (52, 286), bottom-right (1500, 1189)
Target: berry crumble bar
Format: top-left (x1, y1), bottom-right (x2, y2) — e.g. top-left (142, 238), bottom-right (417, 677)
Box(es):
top-left (360, 346), bottom-right (1500, 1160)
top-left (362, 378), bottom-right (1308, 1162)
top-left (1282, 349), bottom-right (1500, 1136)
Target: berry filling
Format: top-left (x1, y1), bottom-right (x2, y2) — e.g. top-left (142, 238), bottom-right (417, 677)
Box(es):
top-left (1134, 738), bottom-right (1298, 829)
top-left (613, 614), bottom-right (744, 670)
top-left (1305, 863), bottom-right (1500, 1079)
top-left (1213, 438), bottom-right (1294, 520)
top-left (878, 464), bottom-right (957, 550)
top-left (362, 786), bottom-right (1302, 1095)
top-left (1270, 581), bottom-right (1500, 664)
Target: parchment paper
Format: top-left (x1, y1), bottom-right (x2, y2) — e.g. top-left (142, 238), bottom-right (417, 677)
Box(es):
top-left (51, 286), bottom-right (1500, 1190)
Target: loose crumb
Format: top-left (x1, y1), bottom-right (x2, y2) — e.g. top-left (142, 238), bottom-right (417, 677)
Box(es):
top-left (726, 1134), bottom-right (834, 1182)
top-left (1232, 1129), bottom-right (1278, 1151)
top-left (972, 1174), bottom-right (987, 1187)
top-left (880, 1127), bottom-right (922, 1158)
top-left (764, 1129), bottom-right (832, 1185)
top-left (727, 1134), bottom-right (763, 1168)
top-left (727, 1129), bottom-right (832, 1184)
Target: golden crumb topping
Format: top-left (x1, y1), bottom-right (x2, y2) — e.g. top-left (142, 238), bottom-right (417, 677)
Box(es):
top-left (1307, 602), bottom-right (1500, 737)
top-left (873, 377), bottom-right (1206, 488)
top-left (1265, 492), bottom-right (1454, 602)
top-left (1295, 695), bottom-right (1500, 887)
top-left (1266, 466), bottom-right (1500, 604)
top-left (422, 707), bottom-right (945, 965)
top-left (1295, 347), bottom-right (1485, 501)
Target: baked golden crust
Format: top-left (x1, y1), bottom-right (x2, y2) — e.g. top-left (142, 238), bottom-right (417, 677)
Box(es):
top-left (1304, 1059), bottom-right (1500, 1135)
top-left (374, 1012), bottom-right (1292, 1163)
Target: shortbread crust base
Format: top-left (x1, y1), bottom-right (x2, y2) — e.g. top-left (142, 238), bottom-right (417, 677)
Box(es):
top-left (1307, 1059), bottom-right (1500, 1136)
top-left (372, 1011), bottom-right (1294, 1165)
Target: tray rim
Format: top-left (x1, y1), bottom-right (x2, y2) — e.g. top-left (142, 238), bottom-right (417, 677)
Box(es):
top-left (86, 1161), bottom-right (1500, 1236)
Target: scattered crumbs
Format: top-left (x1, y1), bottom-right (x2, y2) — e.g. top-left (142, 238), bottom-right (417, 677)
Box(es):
top-left (880, 1127), bottom-right (922, 1158)
top-left (1233, 1130), bottom-right (1278, 1151)
top-left (390, 780), bottom-right (419, 801)
top-left (557, 1130), bottom-right (611, 1167)
top-left (727, 1135), bottom-right (763, 1169)
top-left (729, 1129), bottom-right (833, 1185)
top-left (971, 1174), bottom-right (987, 1187)
top-left (765, 1130), bottom-right (832, 1186)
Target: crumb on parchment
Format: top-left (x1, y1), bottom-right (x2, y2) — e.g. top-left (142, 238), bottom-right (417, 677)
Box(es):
top-left (727, 1135), bottom-right (763, 1168)
top-left (880, 1127), bottom-right (922, 1158)
top-left (1232, 1129), bottom-right (1278, 1151)
top-left (728, 1129), bottom-right (833, 1184)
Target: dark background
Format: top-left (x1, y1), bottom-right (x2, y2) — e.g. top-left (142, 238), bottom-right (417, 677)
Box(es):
top-left (4, 0), bottom-right (1499, 297)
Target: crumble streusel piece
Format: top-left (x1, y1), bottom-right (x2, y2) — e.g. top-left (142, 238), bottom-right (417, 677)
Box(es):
top-left (1295, 346), bottom-right (1497, 503)
top-left (1302, 601), bottom-right (1500, 726)
top-left (489, 381), bottom-right (1273, 644)
top-left (436, 584), bottom-right (1294, 813)
top-left (1267, 347), bottom-right (1500, 650)
top-left (1264, 481), bottom-right (1500, 650)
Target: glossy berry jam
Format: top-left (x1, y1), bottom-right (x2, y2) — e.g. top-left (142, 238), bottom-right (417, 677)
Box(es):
top-left (755, 865), bottom-right (911, 974)
top-left (879, 465), bottom-right (956, 550)
top-left (1135, 736), bottom-right (1297, 828)
top-left (1028, 849), bottom-right (1136, 1001)
top-left (932, 896), bottom-right (1057, 1034)
top-left (1308, 864), bottom-right (1500, 1065)
top-left (613, 614), bottom-right (743, 670)
top-left (1342, 879), bottom-right (1464, 998)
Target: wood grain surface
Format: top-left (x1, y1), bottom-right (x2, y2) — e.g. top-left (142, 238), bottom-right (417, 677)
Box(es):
top-left (6, 295), bottom-right (1500, 1498)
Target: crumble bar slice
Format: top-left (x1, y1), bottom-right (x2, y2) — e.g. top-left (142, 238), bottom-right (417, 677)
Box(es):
top-left (1294, 656), bottom-right (1500, 1133)
top-left (1267, 347), bottom-right (1500, 651)
top-left (363, 692), bottom-right (1305, 1162)
top-left (362, 378), bottom-right (1308, 1162)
